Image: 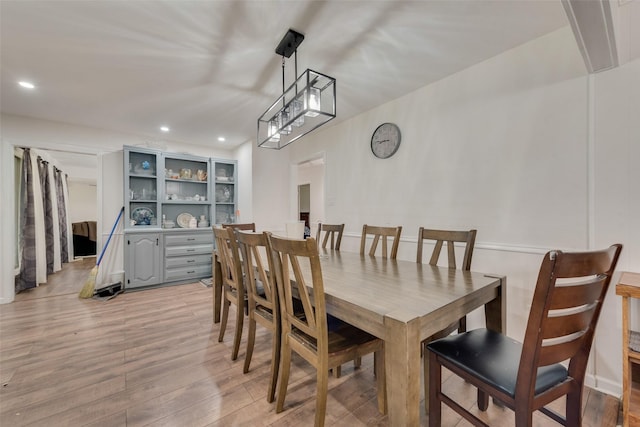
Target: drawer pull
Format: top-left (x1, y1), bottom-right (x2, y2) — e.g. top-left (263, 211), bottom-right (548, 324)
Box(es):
top-left (187, 238), bottom-right (196, 241)
top-left (187, 249), bottom-right (196, 252)
top-left (187, 270), bottom-right (195, 274)
top-left (187, 260), bottom-right (195, 263)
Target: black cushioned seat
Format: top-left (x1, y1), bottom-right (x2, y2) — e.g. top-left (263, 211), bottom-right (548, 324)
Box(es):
top-left (427, 328), bottom-right (568, 397)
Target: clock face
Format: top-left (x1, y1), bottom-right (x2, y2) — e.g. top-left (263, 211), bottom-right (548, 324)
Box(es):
top-left (371, 123), bottom-right (401, 159)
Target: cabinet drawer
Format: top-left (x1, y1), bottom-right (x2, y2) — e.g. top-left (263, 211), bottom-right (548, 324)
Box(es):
top-left (165, 233), bottom-right (213, 246)
top-left (164, 265), bottom-right (211, 282)
top-left (165, 254), bottom-right (212, 269)
top-left (165, 244), bottom-right (213, 257)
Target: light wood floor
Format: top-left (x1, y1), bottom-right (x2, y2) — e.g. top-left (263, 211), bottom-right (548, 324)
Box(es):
top-left (1, 259), bottom-right (621, 426)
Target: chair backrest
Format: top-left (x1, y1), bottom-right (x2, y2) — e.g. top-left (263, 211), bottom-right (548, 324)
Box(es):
top-left (268, 235), bottom-right (328, 353)
top-left (360, 224), bottom-right (402, 259)
top-left (416, 228), bottom-right (477, 270)
top-left (213, 226), bottom-right (244, 297)
top-left (235, 230), bottom-right (277, 314)
top-left (316, 223), bottom-right (345, 250)
top-left (516, 244), bottom-right (622, 399)
top-left (223, 222), bottom-right (256, 232)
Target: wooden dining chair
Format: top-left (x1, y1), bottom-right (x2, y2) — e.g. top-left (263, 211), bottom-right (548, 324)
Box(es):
top-left (222, 222), bottom-right (256, 231)
top-left (268, 234), bottom-right (386, 427)
top-left (417, 228), bottom-right (477, 411)
top-left (360, 224), bottom-right (402, 259)
top-left (235, 230), bottom-right (280, 403)
top-left (316, 223), bottom-right (345, 250)
top-left (427, 244), bottom-right (622, 427)
top-left (213, 226), bottom-right (245, 361)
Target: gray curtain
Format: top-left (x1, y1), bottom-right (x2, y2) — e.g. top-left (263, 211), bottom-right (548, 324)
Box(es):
top-left (16, 149), bottom-right (37, 292)
top-left (15, 149), bottom-right (71, 292)
top-left (55, 168), bottom-right (69, 263)
top-left (38, 158), bottom-right (54, 274)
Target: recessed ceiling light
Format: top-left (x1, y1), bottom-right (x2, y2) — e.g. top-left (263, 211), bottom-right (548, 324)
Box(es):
top-left (217, 137), bottom-right (226, 142)
top-left (160, 126), bottom-right (170, 132)
top-left (18, 81), bottom-right (35, 89)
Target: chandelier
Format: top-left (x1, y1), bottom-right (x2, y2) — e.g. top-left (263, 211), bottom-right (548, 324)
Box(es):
top-left (257, 29), bottom-right (336, 149)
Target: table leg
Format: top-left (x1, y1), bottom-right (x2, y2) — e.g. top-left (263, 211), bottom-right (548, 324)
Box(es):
top-left (484, 275), bottom-right (506, 333)
top-left (213, 255), bottom-right (222, 323)
top-left (384, 315), bottom-right (421, 427)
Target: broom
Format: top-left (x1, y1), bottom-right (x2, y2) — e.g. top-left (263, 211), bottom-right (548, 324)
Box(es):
top-left (79, 206), bottom-right (124, 299)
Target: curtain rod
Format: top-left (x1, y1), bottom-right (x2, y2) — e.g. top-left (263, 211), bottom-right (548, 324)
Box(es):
top-left (17, 146), bottom-right (98, 156)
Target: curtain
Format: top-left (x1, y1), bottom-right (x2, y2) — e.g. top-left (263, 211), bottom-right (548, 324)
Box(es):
top-left (38, 158), bottom-right (54, 274)
top-left (15, 148), bottom-right (72, 292)
top-left (16, 149), bottom-right (37, 292)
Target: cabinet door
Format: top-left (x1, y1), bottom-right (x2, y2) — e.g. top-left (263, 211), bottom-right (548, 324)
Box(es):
top-left (125, 233), bottom-right (161, 288)
top-left (212, 159), bottom-right (237, 224)
top-left (124, 147), bottom-right (160, 230)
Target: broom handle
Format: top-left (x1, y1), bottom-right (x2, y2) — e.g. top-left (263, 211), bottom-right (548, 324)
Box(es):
top-left (97, 207), bottom-right (124, 267)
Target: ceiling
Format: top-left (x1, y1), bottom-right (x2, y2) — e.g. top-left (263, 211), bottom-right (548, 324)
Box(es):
top-left (0, 0), bottom-right (571, 154)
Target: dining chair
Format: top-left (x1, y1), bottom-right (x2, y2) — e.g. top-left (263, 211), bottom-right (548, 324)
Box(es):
top-left (235, 230), bottom-right (280, 403)
top-left (427, 244), bottom-right (622, 427)
top-left (360, 224), bottom-right (402, 259)
top-left (222, 222), bottom-right (256, 231)
top-left (417, 228), bottom-right (477, 411)
top-left (267, 234), bottom-right (386, 427)
top-left (316, 223), bottom-right (345, 250)
top-left (213, 226), bottom-right (245, 361)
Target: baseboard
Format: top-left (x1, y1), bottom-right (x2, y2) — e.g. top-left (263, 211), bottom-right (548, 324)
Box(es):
top-left (585, 372), bottom-right (622, 399)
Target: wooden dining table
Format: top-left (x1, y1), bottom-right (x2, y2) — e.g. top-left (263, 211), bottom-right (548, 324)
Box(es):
top-left (212, 249), bottom-right (505, 426)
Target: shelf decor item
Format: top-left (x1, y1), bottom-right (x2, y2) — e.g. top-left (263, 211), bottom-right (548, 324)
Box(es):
top-left (131, 207), bottom-right (154, 226)
top-left (177, 212), bottom-right (195, 228)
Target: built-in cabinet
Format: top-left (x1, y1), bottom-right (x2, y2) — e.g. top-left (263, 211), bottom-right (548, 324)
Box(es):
top-left (123, 146), bottom-right (236, 290)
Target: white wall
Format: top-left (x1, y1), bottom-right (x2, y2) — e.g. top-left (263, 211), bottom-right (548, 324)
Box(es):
top-left (252, 27), bottom-right (640, 397)
top-left (67, 181), bottom-right (97, 224)
top-left (592, 57), bottom-right (640, 393)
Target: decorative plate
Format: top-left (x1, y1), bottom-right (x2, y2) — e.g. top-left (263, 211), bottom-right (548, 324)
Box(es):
top-left (132, 207), bottom-right (154, 225)
top-left (177, 212), bottom-right (194, 228)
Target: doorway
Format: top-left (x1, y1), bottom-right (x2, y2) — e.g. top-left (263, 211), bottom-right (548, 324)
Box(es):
top-left (298, 183), bottom-right (310, 237)
top-left (296, 156), bottom-right (325, 239)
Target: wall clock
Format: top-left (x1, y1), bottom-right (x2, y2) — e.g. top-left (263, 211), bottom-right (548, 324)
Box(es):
top-left (370, 122), bottom-right (401, 159)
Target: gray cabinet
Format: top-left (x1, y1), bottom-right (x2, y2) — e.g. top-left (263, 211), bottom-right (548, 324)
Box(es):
top-left (125, 233), bottom-right (162, 289)
top-left (163, 231), bottom-right (213, 283)
top-left (123, 147), bottom-right (231, 290)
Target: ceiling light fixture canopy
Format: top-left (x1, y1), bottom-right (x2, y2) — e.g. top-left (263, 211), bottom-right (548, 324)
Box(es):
top-left (257, 29), bottom-right (336, 149)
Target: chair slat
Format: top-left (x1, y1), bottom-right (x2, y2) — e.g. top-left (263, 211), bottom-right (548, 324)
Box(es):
top-left (549, 278), bottom-right (606, 309)
top-left (542, 304), bottom-right (597, 339)
top-left (361, 224), bottom-right (402, 259)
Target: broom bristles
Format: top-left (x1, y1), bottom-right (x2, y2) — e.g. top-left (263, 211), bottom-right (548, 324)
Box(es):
top-left (79, 266), bottom-right (98, 299)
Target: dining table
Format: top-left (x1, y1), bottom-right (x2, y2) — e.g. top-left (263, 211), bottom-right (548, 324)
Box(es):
top-left (212, 248), bottom-right (505, 426)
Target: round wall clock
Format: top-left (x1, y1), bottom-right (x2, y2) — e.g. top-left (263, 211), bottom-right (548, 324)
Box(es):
top-left (370, 122), bottom-right (401, 159)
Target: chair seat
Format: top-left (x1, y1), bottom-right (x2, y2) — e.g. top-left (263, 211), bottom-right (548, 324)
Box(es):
top-left (427, 329), bottom-right (568, 397)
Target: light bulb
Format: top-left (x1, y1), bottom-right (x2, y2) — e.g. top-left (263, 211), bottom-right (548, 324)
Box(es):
top-left (278, 110), bottom-right (292, 135)
top-left (268, 120), bottom-right (280, 141)
top-left (291, 98), bottom-right (305, 127)
top-left (305, 87), bottom-right (320, 118)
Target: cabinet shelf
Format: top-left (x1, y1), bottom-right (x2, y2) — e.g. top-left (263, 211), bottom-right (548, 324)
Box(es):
top-left (163, 201), bottom-right (210, 205)
top-left (165, 178), bottom-right (207, 184)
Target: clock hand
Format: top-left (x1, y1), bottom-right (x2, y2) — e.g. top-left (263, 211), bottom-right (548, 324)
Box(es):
top-left (377, 139), bottom-right (389, 144)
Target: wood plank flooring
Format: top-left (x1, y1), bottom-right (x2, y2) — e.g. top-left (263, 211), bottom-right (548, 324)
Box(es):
top-left (1, 259), bottom-right (621, 426)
